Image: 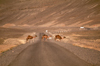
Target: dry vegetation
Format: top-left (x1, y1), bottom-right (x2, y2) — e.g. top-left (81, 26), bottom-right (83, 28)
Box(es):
top-left (62, 30), bottom-right (100, 40)
top-left (0, 27), bottom-right (26, 44)
top-left (0, 27), bottom-right (36, 53)
top-left (61, 30), bottom-right (100, 51)
top-left (49, 29), bottom-right (100, 51)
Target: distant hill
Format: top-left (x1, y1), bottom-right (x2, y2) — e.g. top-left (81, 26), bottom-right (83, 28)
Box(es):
top-left (0, 0), bottom-right (100, 28)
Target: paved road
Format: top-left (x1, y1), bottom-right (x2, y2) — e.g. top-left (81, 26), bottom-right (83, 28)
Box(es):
top-left (8, 33), bottom-right (92, 66)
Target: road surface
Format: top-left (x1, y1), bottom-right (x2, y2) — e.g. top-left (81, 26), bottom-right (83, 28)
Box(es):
top-left (8, 33), bottom-right (91, 66)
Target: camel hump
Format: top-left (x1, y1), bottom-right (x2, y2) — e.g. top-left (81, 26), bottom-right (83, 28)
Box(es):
top-left (35, 35), bottom-right (37, 37)
top-left (55, 35), bottom-right (62, 39)
top-left (28, 35), bottom-right (31, 37)
top-left (43, 34), bottom-right (47, 36)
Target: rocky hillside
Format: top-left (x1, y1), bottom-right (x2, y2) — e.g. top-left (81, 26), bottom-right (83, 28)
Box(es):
top-left (0, 0), bottom-right (100, 28)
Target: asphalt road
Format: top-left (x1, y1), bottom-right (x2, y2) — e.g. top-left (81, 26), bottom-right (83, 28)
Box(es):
top-left (8, 33), bottom-right (92, 66)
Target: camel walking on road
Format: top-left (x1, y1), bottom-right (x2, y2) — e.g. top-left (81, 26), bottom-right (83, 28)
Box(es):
top-left (26, 35), bottom-right (37, 43)
top-left (42, 34), bottom-right (49, 41)
top-left (55, 35), bottom-right (66, 41)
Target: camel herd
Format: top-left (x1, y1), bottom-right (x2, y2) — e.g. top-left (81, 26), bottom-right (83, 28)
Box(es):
top-left (26, 34), bottom-right (66, 42)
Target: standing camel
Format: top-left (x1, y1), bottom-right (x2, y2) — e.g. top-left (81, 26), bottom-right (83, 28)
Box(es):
top-left (26, 35), bottom-right (37, 42)
top-left (42, 34), bottom-right (49, 41)
top-left (55, 35), bottom-right (66, 41)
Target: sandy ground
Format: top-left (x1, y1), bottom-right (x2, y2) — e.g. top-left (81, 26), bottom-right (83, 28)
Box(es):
top-left (0, 32), bottom-right (36, 53)
top-left (50, 39), bottom-right (100, 66)
top-left (0, 0), bottom-right (100, 27)
top-left (8, 37), bottom-right (92, 66)
top-left (0, 33), bottom-right (39, 66)
top-left (0, 33), bottom-right (100, 66)
top-left (48, 29), bottom-right (100, 52)
top-left (0, 27), bottom-right (37, 53)
top-left (0, 27), bottom-right (100, 53)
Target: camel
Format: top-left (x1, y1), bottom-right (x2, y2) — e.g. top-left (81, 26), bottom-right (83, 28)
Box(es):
top-left (26, 35), bottom-right (37, 42)
top-left (55, 35), bottom-right (66, 41)
top-left (42, 34), bottom-right (50, 41)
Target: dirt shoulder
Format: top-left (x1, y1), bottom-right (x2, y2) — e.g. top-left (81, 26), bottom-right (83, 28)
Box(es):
top-left (49, 30), bottom-right (100, 51)
top-left (0, 32), bottom-right (36, 53)
top-left (48, 30), bottom-right (100, 65)
top-left (0, 33), bottom-right (39, 66)
top-left (0, 27), bottom-right (37, 53)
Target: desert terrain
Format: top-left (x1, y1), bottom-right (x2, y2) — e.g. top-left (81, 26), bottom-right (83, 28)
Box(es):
top-left (48, 28), bottom-right (100, 51)
top-left (0, 27), bottom-right (34, 53)
top-left (0, 0), bottom-right (100, 66)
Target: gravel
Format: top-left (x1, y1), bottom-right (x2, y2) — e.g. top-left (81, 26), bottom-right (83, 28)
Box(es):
top-left (51, 40), bottom-right (100, 66)
top-left (0, 33), bottom-right (100, 66)
top-left (0, 33), bottom-right (39, 66)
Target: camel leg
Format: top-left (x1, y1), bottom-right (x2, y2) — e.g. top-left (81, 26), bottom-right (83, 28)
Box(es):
top-left (33, 38), bottom-right (34, 42)
top-left (45, 38), bottom-right (47, 41)
top-left (42, 37), bottom-right (44, 41)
